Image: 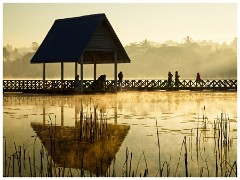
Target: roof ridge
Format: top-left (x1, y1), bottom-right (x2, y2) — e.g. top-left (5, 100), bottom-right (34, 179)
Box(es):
top-left (56, 13), bottom-right (106, 22)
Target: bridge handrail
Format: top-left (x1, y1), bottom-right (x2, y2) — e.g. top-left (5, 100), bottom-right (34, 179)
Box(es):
top-left (3, 79), bottom-right (237, 91)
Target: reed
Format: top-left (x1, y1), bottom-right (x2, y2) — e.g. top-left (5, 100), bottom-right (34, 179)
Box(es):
top-left (12, 154), bottom-right (15, 177)
top-left (155, 120), bottom-right (162, 176)
top-left (142, 152), bottom-right (148, 176)
top-left (3, 136), bottom-right (7, 177)
top-left (40, 145), bottom-right (44, 177)
top-left (28, 153), bottom-right (32, 177)
top-left (184, 136), bottom-right (188, 177)
top-left (174, 137), bottom-right (185, 176)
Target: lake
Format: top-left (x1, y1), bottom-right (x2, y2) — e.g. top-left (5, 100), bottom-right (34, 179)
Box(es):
top-left (3, 91), bottom-right (237, 177)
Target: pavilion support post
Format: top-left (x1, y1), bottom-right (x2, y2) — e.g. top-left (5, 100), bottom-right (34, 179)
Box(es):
top-left (75, 62), bottom-right (78, 77)
top-left (114, 52), bottom-right (118, 92)
top-left (80, 55), bottom-right (84, 93)
top-left (61, 62), bottom-right (64, 92)
top-left (43, 63), bottom-right (46, 90)
top-left (94, 53), bottom-right (96, 81)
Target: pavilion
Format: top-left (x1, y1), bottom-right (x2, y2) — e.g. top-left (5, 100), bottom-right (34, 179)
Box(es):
top-left (30, 13), bottom-right (131, 93)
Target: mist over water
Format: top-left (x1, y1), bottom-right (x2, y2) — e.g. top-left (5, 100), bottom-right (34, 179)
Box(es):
top-left (3, 91), bottom-right (237, 177)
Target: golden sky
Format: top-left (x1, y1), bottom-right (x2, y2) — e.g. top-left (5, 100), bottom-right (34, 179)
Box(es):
top-left (3, 3), bottom-right (237, 48)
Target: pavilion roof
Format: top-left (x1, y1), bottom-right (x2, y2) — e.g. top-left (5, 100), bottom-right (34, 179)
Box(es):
top-left (31, 13), bottom-right (130, 64)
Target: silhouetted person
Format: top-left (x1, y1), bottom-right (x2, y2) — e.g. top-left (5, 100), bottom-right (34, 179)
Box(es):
top-left (118, 71), bottom-right (123, 91)
top-left (74, 74), bottom-right (79, 89)
top-left (175, 71), bottom-right (180, 88)
top-left (118, 71), bottom-right (123, 82)
top-left (98, 74), bottom-right (106, 81)
top-left (196, 73), bottom-right (202, 87)
top-left (91, 74), bottom-right (106, 91)
top-left (168, 71), bottom-right (173, 87)
top-left (196, 72), bottom-right (201, 82)
top-left (98, 74), bottom-right (106, 90)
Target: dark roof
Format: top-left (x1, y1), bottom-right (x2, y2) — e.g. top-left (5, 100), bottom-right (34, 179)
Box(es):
top-left (30, 13), bottom-right (130, 64)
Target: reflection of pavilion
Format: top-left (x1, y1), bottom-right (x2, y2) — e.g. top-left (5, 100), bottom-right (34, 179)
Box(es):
top-left (31, 104), bottom-right (129, 176)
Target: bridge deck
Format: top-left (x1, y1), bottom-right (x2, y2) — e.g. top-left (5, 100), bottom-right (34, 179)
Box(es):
top-left (3, 79), bottom-right (237, 93)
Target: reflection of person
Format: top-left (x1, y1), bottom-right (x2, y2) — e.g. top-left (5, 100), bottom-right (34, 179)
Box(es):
top-left (118, 71), bottom-right (123, 82)
top-left (175, 71), bottom-right (180, 87)
top-left (168, 71), bottom-right (173, 87)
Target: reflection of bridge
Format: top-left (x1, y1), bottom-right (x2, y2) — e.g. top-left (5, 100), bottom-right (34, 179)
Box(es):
top-left (3, 79), bottom-right (237, 93)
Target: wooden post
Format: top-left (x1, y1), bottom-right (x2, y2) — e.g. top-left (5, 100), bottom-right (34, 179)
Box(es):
top-left (43, 63), bottom-right (46, 90)
top-left (75, 62), bottom-right (78, 78)
top-left (61, 62), bottom-right (64, 92)
top-left (80, 55), bottom-right (84, 93)
top-left (94, 53), bottom-right (96, 81)
top-left (114, 52), bottom-right (118, 92)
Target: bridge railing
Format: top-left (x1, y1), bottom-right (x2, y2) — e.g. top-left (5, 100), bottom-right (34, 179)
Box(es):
top-left (120, 79), bottom-right (237, 90)
top-left (3, 79), bottom-right (237, 92)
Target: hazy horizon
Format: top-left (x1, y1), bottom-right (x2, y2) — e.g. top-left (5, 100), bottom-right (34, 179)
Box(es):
top-left (3, 37), bottom-right (237, 79)
top-left (3, 37), bottom-right (237, 50)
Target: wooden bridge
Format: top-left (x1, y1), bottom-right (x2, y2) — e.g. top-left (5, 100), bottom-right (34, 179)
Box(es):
top-left (3, 79), bottom-right (237, 93)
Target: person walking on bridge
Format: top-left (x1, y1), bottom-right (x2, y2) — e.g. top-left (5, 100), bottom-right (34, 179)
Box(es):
top-left (175, 71), bottom-right (180, 89)
top-left (196, 72), bottom-right (203, 87)
top-left (168, 71), bottom-right (173, 87)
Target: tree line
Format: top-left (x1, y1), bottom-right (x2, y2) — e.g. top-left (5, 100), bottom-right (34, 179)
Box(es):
top-left (3, 36), bottom-right (237, 80)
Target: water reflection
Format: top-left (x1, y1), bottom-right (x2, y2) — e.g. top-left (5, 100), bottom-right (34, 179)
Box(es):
top-left (31, 121), bottom-right (130, 176)
top-left (3, 92), bottom-right (237, 177)
top-left (29, 97), bottom-right (129, 176)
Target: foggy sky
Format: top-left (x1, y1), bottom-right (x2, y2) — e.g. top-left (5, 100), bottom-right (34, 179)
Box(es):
top-left (3, 3), bottom-right (237, 48)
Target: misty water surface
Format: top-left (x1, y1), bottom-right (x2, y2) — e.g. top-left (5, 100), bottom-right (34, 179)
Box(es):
top-left (3, 91), bottom-right (237, 177)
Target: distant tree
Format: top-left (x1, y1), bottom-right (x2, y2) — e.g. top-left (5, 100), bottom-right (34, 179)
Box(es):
top-left (182, 36), bottom-right (199, 48)
top-left (13, 48), bottom-right (21, 59)
top-left (5, 44), bottom-right (13, 52)
top-left (139, 39), bottom-right (151, 49)
top-left (3, 47), bottom-right (10, 61)
top-left (183, 36), bottom-right (194, 45)
top-left (230, 37), bottom-right (237, 52)
top-left (125, 42), bottom-right (138, 55)
top-left (125, 42), bottom-right (139, 49)
top-left (163, 40), bottom-right (180, 47)
top-left (32, 42), bottom-right (39, 52)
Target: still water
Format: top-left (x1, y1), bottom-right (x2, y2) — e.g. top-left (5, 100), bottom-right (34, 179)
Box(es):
top-left (3, 91), bottom-right (237, 177)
